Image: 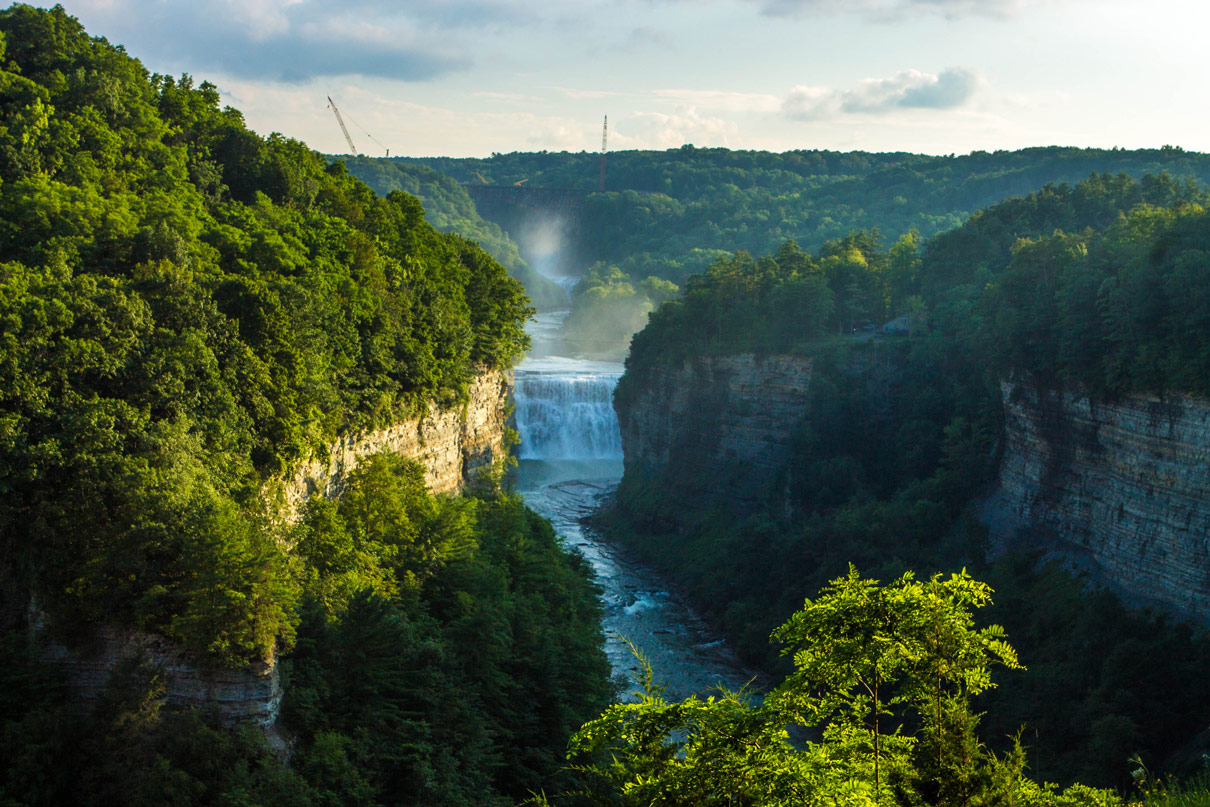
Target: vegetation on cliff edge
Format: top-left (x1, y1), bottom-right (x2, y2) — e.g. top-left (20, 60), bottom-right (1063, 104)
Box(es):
top-left (0, 3), bottom-right (531, 666)
top-left (607, 174), bottom-right (1210, 788)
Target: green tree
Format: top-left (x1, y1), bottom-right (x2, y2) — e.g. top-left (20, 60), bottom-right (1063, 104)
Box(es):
top-left (568, 569), bottom-right (1109, 807)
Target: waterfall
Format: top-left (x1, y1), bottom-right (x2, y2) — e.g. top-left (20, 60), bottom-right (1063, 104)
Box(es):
top-left (514, 357), bottom-right (623, 460)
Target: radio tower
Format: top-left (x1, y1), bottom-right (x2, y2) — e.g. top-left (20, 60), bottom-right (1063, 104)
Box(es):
top-left (599, 115), bottom-right (608, 192)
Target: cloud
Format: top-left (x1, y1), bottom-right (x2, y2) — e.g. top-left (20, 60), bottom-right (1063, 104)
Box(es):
top-left (71, 0), bottom-right (482, 82)
top-left (783, 68), bottom-right (980, 120)
top-left (619, 108), bottom-right (741, 149)
top-left (652, 89), bottom-right (782, 113)
top-left (898, 67), bottom-right (980, 108)
top-left (750, 0), bottom-right (1031, 19)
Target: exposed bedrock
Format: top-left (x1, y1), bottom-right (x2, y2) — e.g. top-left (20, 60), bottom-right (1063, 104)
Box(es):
top-left (984, 381), bottom-right (1210, 619)
top-left (276, 368), bottom-right (514, 520)
top-left (39, 368), bottom-right (514, 728)
top-left (616, 354), bottom-right (814, 513)
top-left (617, 351), bottom-right (1210, 622)
top-left (37, 620), bottom-right (282, 727)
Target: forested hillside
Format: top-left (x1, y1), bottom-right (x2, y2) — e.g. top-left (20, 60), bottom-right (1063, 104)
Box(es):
top-left (343, 157), bottom-right (566, 309)
top-left (397, 145), bottom-right (1210, 286)
top-left (0, 6), bottom-right (613, 804)
top-left (607, 174), bottom-right (1210, 788)
top-left (381, 144), bottom-right (1210, 358)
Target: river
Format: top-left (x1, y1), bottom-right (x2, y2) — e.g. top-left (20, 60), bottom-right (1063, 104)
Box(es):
top-left (510, 311), bottom-right (760, 701)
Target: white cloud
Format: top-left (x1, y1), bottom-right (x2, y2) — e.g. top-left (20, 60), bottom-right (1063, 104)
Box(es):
top-left (618, 108), bottom-right (741, 148)
top-left (751, 0), bottom-right (1033, 19)
top-left (783, 68), bottom-right (981, 120)
top-left (651, 89), bottom-right (782, 113)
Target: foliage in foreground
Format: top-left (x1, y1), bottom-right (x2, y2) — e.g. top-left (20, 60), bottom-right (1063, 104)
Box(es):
top-left (559, 569), bottom-right (1118, 807)
top-left (0, 456), bottom-right (614, 807)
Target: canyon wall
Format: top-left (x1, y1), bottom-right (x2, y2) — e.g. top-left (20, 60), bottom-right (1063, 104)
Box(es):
top-left (276, 368), bottom-right (514, 520)
top-left (616, 354), bottom-right (813, 513)
top-left (617, 350), bottom-right (1210, 622)
top-left (37, 621), bottom-right (282, 727)
top-left (984, 381), bottom-right (1210, 619)
top-left (42, 368), bottom-right (514, 728)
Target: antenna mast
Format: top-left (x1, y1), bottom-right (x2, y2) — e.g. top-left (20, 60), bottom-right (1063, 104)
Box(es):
top-left (327, 95), bottom-right (358, 156)
top-left (599, 115), bottom-right (607, 192)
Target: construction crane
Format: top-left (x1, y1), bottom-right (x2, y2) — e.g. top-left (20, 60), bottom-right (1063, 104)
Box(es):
top-left (327, 96), bottom-right (358, 156)
top-left (513, 178), bottom-right (529, 186)
top-left (599, 115), bottom-right (608, 192)
top-left (327, 96), bottom-right (390, 157)
top-left (475, 170), bottom-right (490, 184)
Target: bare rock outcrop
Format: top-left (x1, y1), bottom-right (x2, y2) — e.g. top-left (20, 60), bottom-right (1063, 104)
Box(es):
top-left (616, 354), bottom-right (813, 513)
top-left (38, 622), bottom-right (282, 727)
top-left (40, 367), bottom-right (514, 728)
top-left (985, 381), bottom-right (1210, 619)
top-left (276, 368), bottom-right (514, 521)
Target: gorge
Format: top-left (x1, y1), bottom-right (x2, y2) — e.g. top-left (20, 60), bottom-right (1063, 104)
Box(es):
top-left (512, 311), bottom-right (757, 699)
top-left (33, 366), bottom-right (519, 729)
top-left (613, 349), bottom-right (1210, 625)
top-left (616, 353), bottom-right (815, 514)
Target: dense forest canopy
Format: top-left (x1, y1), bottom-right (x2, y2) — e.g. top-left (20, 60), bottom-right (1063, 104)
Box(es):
top-left (341, 156), bottom-right (567, 310)
top-left (4, 5), bottom-right (1210, 806)
top-left (0, 2), bottom-right (534, 664)
top-left (395, 145), bottom-right (1210, 287)
top-left (375, 143), bottom-right (1210, 359)
top-left (608, 174), bottom-right (1210, 788)
top-left (0, 6), bottom-right (623, 805)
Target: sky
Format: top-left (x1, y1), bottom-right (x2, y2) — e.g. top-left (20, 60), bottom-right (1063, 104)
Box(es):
top-left (65, 0), bottom-right (1210, 158)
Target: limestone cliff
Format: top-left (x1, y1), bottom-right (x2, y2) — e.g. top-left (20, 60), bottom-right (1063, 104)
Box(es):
top-left (617, 351), bottom-right (1210, 624)
top-left (616, 354), bottom-right (813, 513)
top-left (985, 381), bottom-right (1210, 619)
top-left (41, 367), bottom-right (514, 728)
top-left (38, 621), bottom-right (281, 727)
top-left (276, 368), bottom-right (514, 521)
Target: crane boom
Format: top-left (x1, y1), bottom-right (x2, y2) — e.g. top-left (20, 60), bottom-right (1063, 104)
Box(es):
top-left (327, 96), bottom-right (358, 156)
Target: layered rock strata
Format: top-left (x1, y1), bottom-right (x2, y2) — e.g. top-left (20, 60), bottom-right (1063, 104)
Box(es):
top-left (985, 381), bottom-right (1210, 619)
top-left (38, 622), bottom-right (281, 727)
top-left (278, 368), bottom-right (513, 520)
top-left (42, 368), bottom-right (514, 726)
top-left (617, 354), bottom-right (813, 512)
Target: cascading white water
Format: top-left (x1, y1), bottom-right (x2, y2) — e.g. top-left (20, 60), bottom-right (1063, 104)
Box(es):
top-left (514, 356), bottom-right (623, 460)
top-left (513, 312), bottom-right (754, 700)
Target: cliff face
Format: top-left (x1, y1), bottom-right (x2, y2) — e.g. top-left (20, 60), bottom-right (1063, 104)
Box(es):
top-left (43, 368), bottom-right (514, 728)
top-left (985, 381), bottom-right (1210, 619)
top-left (278, 368), bottom-right (514, 520)
top-left (618, 351), bottom-right (1210, 623)
top-left (617, 354), bottom-right (813, 513)
top-left (38, 621), bottom-right (281, 727)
